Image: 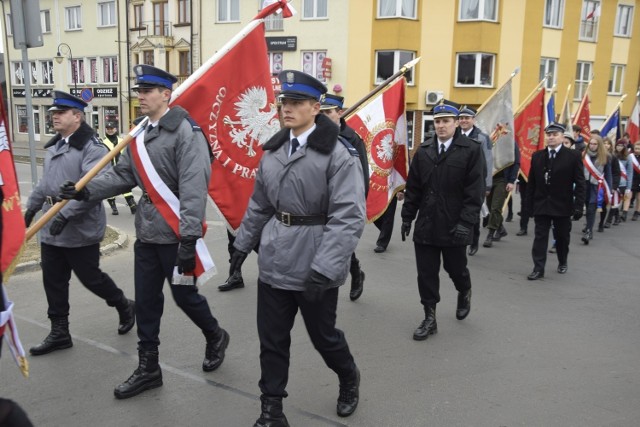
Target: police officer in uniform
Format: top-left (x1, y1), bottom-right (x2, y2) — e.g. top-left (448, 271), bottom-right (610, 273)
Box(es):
top-left (59, 65), bottom-right (229, 398)
top-left (24, 91), bottom-right (135, 356)
top-left (101, 122), bottom-right (137, 215)
top-left (230, 70), bottom-right (365, 426)
top-left (401, 101), bottom-right (484, 340)
top-left (320, 93), bottom-right (368, 301)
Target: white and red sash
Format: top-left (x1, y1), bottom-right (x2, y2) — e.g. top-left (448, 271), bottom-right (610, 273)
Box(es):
top-left (130, 125), bottom-right (216, 285)
top-left (583, 155), bottom-right (612, 205)
top-left (619, 160), bottom-right (628, 181)
top-left (631, 154), bottom-right (640, 175)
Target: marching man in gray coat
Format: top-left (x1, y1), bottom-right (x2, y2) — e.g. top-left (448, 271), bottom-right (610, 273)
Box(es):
top-left (230, 70), bottom-right (366, 426)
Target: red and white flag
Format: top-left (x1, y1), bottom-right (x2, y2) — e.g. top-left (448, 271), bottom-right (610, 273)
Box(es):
top-left (171, 17), bottom-right (287, 231)
top-left (573, 93), bottom-right (591, 140)
top-left (626, 97), bottom-right (640, 144)
top-left (514, 88), bottom-right (545, 179)
top-left (346, 77), bottom-right (408, 222)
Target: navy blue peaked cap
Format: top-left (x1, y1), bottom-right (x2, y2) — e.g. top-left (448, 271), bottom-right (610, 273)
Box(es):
top-left (133, 64), bottom-right (177, 90)
top-left (278, 70), bottom-right (327, 101)
top-left (48, 90), bottom-right (88, 112)
top-left (320, 94), bottom-right (344, 110)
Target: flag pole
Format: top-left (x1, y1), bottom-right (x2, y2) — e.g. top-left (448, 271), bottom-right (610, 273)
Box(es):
top-left (513, 74), bottom-right (549, 117)
top-left (601, 94), bottom-right (627, 126)
top-left (476, 67), bottom-right (520, 114)
top-left (343, 57), bottom-right (420, 118)
top-left (559, 83), bottom-right (572, 123)
top-left (25, 118), bottom-right (149, 241)
top-left (572, 80), bottom-right (593, 125)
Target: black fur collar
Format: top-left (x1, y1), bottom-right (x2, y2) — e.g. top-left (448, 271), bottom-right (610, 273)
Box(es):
top-left (263, 113), bottom-right (339, 155)
top-left (44, 121), bottom-right (96, 150)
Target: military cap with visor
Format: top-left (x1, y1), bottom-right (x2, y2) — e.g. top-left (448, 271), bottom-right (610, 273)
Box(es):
top-left (544, 122), bottom-right (565, 133)
top-left (432, 99), bottom-right (460, 118)
top-left (458, 105), bottom-right (477, 117)
top-left (320, 94), bottom-right (344, 111)
top-left (132, 64), bottom-right (178, 90)
top-left (278, 70), bottom-right (327, 101)
top-left (48, 90), bottom-right (88, 112)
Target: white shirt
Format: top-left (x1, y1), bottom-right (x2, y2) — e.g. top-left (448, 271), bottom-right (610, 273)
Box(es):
top-left (436, 137), bottom-right (453, 153)
top-left (548, 144), bottom-right (561, 158)
top-left (288, 124), bottom-right (316, 156)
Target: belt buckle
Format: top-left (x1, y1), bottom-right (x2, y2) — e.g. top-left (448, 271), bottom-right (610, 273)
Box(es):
top-left (46, 196), bottom-right (55, 205)
top-left (281, 212), bottom-right (291, 227)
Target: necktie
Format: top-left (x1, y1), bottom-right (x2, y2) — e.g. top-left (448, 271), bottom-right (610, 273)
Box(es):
top-left (440, 144), bottom-right (446, 156)
top-left (147, 124), bottom-right (154, 132)
top-left (290, 138), bottom-right (300, 157)
top-left (56, 139), bottom-right (66, 150)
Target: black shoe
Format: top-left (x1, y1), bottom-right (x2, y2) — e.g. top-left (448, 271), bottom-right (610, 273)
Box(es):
top-left (516, 229), bottom-right (528, 236)
top-left (29, 318), bottom-right (73, 356)
top-left (621, 211), bottom-right (628, 222)
top-left (505, 213), bottom-right (513, 222)
top-left (557, 264), bottom-right (568, 274)
top-left (548, 245), bottom-right (557, 254)
top-left (527, 271), bottom-right (544, 281)
top-left (337, 367), bottom-right (360, 417)
top-left (604, 222), bottom-right (611, 229)
top-left (254, 396), bottom-right (290, 427)
top-left (111, 208), bottom-right (119, 215)
top-left (413, 307), bottom-right (437, 341)
top-left (633, 212), bottom-right (640, 221)
top-left (482, 216), bottom-right (489, 228)
top-left (203, 328), bottom-right (229, 372)
top-left (373, 245), bottom-right (386, 253)
top-left (468, 244), bottom-right (478, 256)
top-left (581, 232), bottom-right (590, 245)
top-left (349, 270), bottom-right (364, 301)
top-left (483, 230), bottom-right (494, 248)
top-left (218, 272), bottom-right (245, 291)
top-left (125, 195), bottom-right (137, 215)
top-left (117, 298), bottom-right (136, 335)
top-left (114, 351), bottom-right (163, 399)
top-left (597, 224), bottom-right (605, 232)
top-left (493, 225), bottom-right (508, 241)
top-left (456, 290), bottom-right (471, 320)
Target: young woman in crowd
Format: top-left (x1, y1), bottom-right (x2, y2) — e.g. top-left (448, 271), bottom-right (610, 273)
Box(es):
top-left (600, 137), bottom-right (620, 230)
top-left (582, 135), bottom-right (613, 244)
top-left (612, 139), bottom-right (634, 223)
top-left (630, 142), bottom-right (640, 221)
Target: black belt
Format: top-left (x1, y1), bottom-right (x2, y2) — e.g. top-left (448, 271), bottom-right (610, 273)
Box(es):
top-left (275, 211), bottom-right (326, 227)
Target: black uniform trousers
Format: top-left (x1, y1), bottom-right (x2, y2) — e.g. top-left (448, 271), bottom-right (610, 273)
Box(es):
top-left (257, 280), bottom-right (356, 398)
top-left (414, 243), bottom-right (471, 309)
top-left (41, 242), bottom-right (124, 319)
top-left (531, 215), bottom-right (572, 273)
top-left (134, 239), bottom-right (219, 351)
top-left (518, 180), bottom-right (530, 231)
top-left (373, 196), bottom-right (397, 249)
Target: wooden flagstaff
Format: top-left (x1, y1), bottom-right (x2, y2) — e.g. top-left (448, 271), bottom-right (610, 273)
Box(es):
top-left (601, 93), bottom-right (627, 125)
top-left (513, 74), bottom-right (550, 118)
top-left (25, 117), bottom-right (150, 241)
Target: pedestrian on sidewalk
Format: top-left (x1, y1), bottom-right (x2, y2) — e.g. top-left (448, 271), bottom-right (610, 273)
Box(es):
top-left (101, 122), bottom-right (137, 215)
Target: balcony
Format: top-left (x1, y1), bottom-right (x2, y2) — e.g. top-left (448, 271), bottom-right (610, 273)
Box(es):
top-left (131, 20), bottom-right (174, 42)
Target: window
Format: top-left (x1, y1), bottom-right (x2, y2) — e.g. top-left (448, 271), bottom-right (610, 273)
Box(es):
top-left (268, 52), bottom-right (284, 76)
top-left (264, 13), bottom-right (283, 31)
top-left (375, 50), bottom-right (415, 85)
top-left (65, 6), bottom-right (82, 30)
top-left (12, 63), bottom-right (24, 85)
top-left (103, 57), bottom-right (118, 83)
top-left (45, 112), bottom-right (55, 135)
top-left (615, 4), bottom-right (633, 37)
top-left (40, 10), bottom-right (51, 33)
top-left (609, 64), bottom-right (625, 94)
top-left (143, 51), bottom-right (154, 65)
top-left (179, 51), bottom-right (191, 76)
top-left (217, 0), bottom-right (239, 22)
top-left (574, 61), bottom-right (592, 100)
top-left (456, 53), bottom-right (495, 87)
top-left (539, 58), bottom-right (557, 89)
top-left (88, 58), bottom-right (98, 84)
top-left (41, 60), bottom-right (54, 85)
top-left (71, 58), bottom-right (85, 84)
top-left (579, 0), bottom-right (599, 41)
top-left (154, 1), bottom-right (169, 35)
top-left (5, 14), bottom-right (12, 36)
top-left (33, 109), bottom-right (41, 135)
top-left (459, 0), bottom-right (497, 21)
top-left (16, 106), bottom-right (28, 134)
top-left (132, 4), bottom-right (144, 28)
top-left (543, 0), bottom-right (564, 27)
top-left (378, 0), bottom-right (416, 19)
top-left (178, 0), bottom-right (190, 24)
top-left (302, 50), bottom-right (327, 82)
top-left (29, 61), bottom-right (37, 85)
top-left (98, 1), bottom-right (116, 27)
top-left (303, 0), bottom-right (328, 19)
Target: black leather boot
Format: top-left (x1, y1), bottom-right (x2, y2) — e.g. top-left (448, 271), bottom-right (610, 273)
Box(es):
top-left (218, 271), bottom-right (245, 291)
top-left (621, 211), bottom-right (628, 222)
top-left (413, 306), bottom-right (437, 340)
top-left (114, 350), bottom-right (163, 399)
top-left (349, 259), bottom-right (365, 301)
top-left (337, 367), bottom-right (360, 417)
top-left (456, 289), bottom-right (471, 320)
top-left (253, 396), bottom-right (290, 427)
top-left (493, 224), bottom-right (508, 241)
top-left (124, 195), bottom-right (137, 214)
top-left (107, 199), bottom-right (119, 215)
top-left (203, 328), bottom-right (230, 372)
top-left (29, 317), bottom-right (73, 356)
top-left (116, 298), bottom-right (136, 335)
top-left (483, 230), bottom-right (495, 247)
top-left (633, 212), bottom-right (640, 221)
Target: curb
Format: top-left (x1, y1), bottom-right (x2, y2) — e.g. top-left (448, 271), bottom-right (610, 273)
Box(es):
top-left (13, 225), bottom-right (129, 275)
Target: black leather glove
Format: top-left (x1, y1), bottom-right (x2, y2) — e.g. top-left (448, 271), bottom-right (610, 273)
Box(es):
top-left (176, 236), bottom-right (198, 274)
top-left (229, 249), bottom-right (248, 276)
top-left (572, 210), bottom-right (583, 221)
top-left (303, 270), bottom-right (331, 303)
top-left (24, 209), bottom-right (37, 227)
top-left (450, 223), bottom-right (471, 246)
top-left (58, 180), bottom-right (89, 201)
top-left (400, 221), bottom-right (411, 242)
top-left (49, 214), bottom-right (69, 236)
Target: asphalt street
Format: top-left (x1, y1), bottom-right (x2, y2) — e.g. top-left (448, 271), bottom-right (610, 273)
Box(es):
top-left (2, 161), bottom-right (640, 427)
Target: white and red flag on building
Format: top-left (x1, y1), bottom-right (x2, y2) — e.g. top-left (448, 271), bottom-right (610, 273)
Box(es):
top-left (345, 77), bottom-right (408, 222)
top-left (514, 88), bottom-right (545, 179)
top-left (573, 92), bottom-right (591, 140)
top-left (171, 1), bottom-right (295, 231)
top-left (626, 94), bottom-right (640, 144)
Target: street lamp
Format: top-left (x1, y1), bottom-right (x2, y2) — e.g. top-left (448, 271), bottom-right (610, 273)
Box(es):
top-left (55, 43), bottom-right (77, 93)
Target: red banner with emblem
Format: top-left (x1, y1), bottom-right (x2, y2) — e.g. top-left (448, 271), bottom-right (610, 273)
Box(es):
top-left (345, 77), bottom-right (408, 222)
top-left (514, 88), bottom-right (545, 179)
top-left (170, 20), bottom-right (280, 231)
top-left (573, 93), bottom-right (591, 140)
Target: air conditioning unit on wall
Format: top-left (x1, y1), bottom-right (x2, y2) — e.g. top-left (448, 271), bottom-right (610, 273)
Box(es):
top-left (425, 90), bottom-right (444, 105)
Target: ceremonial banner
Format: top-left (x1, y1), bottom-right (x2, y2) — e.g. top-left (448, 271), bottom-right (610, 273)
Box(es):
top-left (573, 93), bottom-right (591, 139)
top-left (546, 92), bottom-right (556, 125)
top-left (345, 77), bottom-right (408, 222)
top-left (514, 88), bottom-right (545, 178)
top-left (476, 80), bottom-right (515, 174)
top-left (600, 108), bottom-right (621, 142)
top-left (626, 98), bottom-right (639, 144)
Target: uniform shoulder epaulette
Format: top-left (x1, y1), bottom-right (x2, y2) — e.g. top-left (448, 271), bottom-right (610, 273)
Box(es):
top-left (468, 136), bottom-right (481, 144)
top-left (186, 117), bottom-right (202, 132)
top-left (91, 135), bottom-right (104, 146)
top-left (337, 135), bottom-right (359, 157)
